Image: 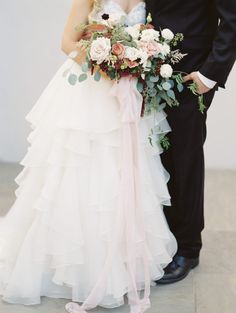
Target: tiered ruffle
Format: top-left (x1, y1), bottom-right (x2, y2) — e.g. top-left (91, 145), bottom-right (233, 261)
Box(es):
top-left (0, 59), bottom-right (177, 307)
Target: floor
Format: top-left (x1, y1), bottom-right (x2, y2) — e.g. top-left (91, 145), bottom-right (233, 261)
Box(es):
top-left (0, 163), bottom-right (236, 313)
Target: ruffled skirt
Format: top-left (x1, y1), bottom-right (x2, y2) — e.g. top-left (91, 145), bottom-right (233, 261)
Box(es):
top-left (0, 59), bottom-right (177, 308)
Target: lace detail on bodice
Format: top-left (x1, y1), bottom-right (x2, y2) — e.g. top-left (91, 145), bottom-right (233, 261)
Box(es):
top-left (89, 0), bottom-right (146, 26)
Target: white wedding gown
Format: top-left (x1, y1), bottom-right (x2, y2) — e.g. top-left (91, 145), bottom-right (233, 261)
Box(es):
top-left (0, 1), bottom-right (177, 311)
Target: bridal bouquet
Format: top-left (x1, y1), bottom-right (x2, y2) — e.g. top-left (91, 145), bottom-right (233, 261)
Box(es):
top-left (64, 13), bottom-right (205, 148)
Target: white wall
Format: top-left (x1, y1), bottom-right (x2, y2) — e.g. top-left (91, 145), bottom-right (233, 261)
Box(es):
top-left (205, 66), bottom-right (236, 169)
top-left (0, 0), bottom-right (236, 169)
top-left (0, 0), bottom-right (70, 162)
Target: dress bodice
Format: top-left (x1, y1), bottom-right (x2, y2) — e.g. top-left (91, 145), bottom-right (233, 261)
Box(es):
top-left (89, 0), bottom-right (146, 26)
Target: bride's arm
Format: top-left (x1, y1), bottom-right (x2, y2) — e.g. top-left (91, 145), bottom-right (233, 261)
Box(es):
top-left (61, 0), bottom-right (92, 63)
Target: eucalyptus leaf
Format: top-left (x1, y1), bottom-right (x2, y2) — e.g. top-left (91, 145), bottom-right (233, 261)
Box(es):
top-left (150, 75), bottom-right (159, 83)
top-left (150, 96), bottom-right (158, 107)
top-left (78, 73), bottom-right (88, 82)
top-left (149, 88), bottom-right (157, 97)
top-left (167, 79), bottom-right (175, 88)
top-left (81, 62), bottom-right (89, 73)
top-left (162, 82), bottom-right (172, 91)
top-left (160, 91), bottom-right (173, 106)
top-left (137, 82), bottom-right (144, 93)
top-left (156, 95), bottom-right (161, 104)
top-left (167, 89), bottom-right (176, 100)
top-left (158, 103), bottom-right (167, 111)
top-left (68, 73), bottom-right (78, 85)
top-left (94, 70), bottom-right (101, 82)
top-left (177, 83), bottom-right (184, 92)
top-left (147, 81), bottom-right (155, 89)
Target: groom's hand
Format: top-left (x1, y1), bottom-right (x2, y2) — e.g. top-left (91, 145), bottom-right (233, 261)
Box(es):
top-left (183, 72), bottom-right (211, 95)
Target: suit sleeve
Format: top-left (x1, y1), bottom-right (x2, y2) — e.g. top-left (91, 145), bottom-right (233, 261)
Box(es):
top-left (199, 0), bottom-right (236, 88)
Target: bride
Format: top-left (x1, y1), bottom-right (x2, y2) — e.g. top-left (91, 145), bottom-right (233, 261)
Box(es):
top-left (0, 0), bottom-right (177, 312)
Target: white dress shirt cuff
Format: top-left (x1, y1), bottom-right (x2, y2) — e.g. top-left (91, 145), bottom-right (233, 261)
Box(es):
top-left (197, 71), bottom-right (217, 89)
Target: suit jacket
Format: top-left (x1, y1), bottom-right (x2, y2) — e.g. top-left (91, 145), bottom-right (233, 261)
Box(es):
top-left (146, 0), bottom-right (236, 87)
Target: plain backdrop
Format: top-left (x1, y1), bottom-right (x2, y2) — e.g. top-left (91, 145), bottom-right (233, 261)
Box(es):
top-left (0, 0), bottom-right (236, 169)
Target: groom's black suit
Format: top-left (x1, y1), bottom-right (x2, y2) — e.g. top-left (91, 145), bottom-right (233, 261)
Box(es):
top-left (146, 0), bottom-right (236, 258)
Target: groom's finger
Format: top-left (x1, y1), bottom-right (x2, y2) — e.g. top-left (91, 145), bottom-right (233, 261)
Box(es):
top-left (183, 74), bottom-right (193, 82)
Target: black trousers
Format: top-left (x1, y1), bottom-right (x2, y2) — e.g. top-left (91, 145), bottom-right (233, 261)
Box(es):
top-left (161, 88), bottom-right (216, 258)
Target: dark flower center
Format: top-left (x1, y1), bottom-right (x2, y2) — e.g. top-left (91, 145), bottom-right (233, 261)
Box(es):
top-left (102, 13), bottom-right (110, 20)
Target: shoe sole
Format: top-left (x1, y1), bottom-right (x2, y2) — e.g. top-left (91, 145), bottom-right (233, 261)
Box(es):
top-left (156, 260), bottom-right (199, 285)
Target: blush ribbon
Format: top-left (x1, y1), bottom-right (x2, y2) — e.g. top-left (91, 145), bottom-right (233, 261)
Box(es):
top-left (65, 77), bottom-right (151, 313)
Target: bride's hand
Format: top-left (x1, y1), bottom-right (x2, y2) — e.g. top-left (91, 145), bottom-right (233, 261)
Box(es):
top-left (72, 42), bottom-right (87, 65)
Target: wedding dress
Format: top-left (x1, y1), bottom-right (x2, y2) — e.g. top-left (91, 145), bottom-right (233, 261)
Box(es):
top-left (0, 1), bottom-right (177, 312)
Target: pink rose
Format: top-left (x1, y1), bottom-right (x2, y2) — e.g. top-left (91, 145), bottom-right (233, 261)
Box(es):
top-left (139, 40), bottom-right (161, 57)
top-left (90, 37), bottom-right (111, 64)
top-left (112, 43), bottom-right (125, 60)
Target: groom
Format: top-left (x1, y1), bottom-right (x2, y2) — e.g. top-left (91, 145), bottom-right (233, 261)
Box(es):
top-left (146, 0), bottom-right (236, 283)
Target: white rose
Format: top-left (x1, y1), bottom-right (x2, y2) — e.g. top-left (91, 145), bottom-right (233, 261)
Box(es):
top-left (161, 28), bottom-right (174, 41)
top-left (141, 29), bottom-right (160, 42)
top-left (157, 42), bottom-right (171, 56)
top-left (90, 37), bottom-right (111, 64)
top-left (125, 26), bottom-right (140, 40)
top-left (124, 47), bottom-right (140, 61)
top-left (139, 50), bottom-right (149, 67)
top-left (160, 64), bottom-right (173, 78)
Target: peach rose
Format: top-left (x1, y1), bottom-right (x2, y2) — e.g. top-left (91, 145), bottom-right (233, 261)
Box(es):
top-left (112, 43), bottom-right (125, 60)
top-left (126, 59), bottom-right (139, 68)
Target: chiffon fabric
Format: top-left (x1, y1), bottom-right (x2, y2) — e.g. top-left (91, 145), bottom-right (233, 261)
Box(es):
top-left (0, 1), bottom-right (177, 312)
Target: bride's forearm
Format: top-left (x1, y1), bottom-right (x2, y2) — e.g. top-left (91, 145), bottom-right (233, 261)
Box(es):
top-left (61, 0), bottom-right (91, 62)
top-left (61, 38), bottom-right (87, 64)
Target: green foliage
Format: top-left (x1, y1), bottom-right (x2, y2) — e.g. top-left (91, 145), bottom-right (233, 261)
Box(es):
top-left (146, 13), bottom-right (153, 24)
top-left (198, 95), bottom-right (206, 113)
top-left (78, 73), bottom-right (88, 82)
top-left (111, 24), bottom-right (132, 45)
top-left (64, 18), bottom-right (205, 151)
top-left (173, 73), bottom-right (184, 84)
top-left (68, 74), bottom-right (78, 85)
top-left (159, 134), bottom-right (171, 151)
top-left (187, 83), bottom-right (207, 113)
top-left (137, 82), bottom-right (144, 93)
top-left (94, 70), bottom-right (101, 82)
top-left (150, 75), bottom-right (160, 83)
top-left (188, 82), bottom-right (199, 96)
top-left (81, 62), bottom-right (89, 73)
top-left (167, 89), bottom-right (176, 100)
top-left (171, 33), bottom-right (184, 47)
top-left (162, 81), bottom-right (172, 91)
top-left (74, 23), bottom-right (86, 32)
top-left (177, 83), bottom-right (184, 92)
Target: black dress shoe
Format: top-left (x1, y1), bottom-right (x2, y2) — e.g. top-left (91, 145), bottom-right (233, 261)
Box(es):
top-left (156, 255), bottom-right (199, 285)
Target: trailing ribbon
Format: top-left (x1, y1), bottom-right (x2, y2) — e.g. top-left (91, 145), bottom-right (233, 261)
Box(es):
top-left (65, 76), bottom-right (151, 313)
